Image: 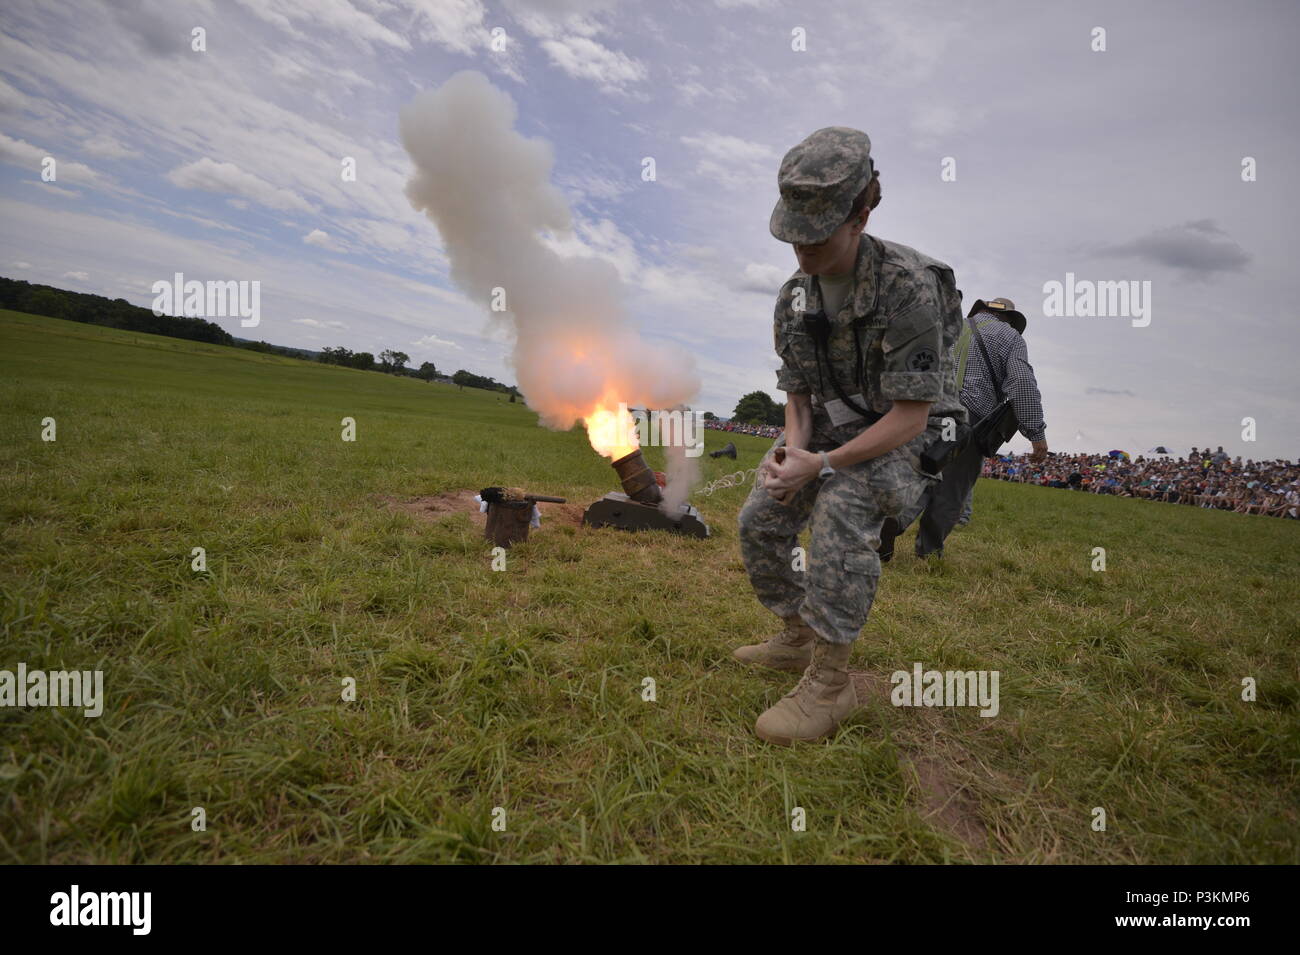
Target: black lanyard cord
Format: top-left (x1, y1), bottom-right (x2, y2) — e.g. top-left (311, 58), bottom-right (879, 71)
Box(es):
top-left (805, 275), bottom-right (874, 419)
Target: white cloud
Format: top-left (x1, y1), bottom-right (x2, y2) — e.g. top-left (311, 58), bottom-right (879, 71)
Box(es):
top-left (62, 270), bottom-right (90, 281)
top-left (543, 215), bottom-right (642, 283)
top-left (680, 132), bottom-right (776, 189)
top-left (268, 49), bottom-right (378, 93)
top-left (234, 0), bottom-right (411, 51)
top-left (850, 4), bottom-right (964, 87)
top-left (303, 228), bottom-right (338, 249)
top-left (0, 132), bottom-right (103, 186)
top-left (681, 132), bottom-right (775, 166)
top-left (413, 333), bottom-right (461, 349)
top-left (0, 76), bottom-right (39, 113)
top-left (167, 158), bottom-right (315, 214)
top-left (540, 36), bottom-right (646, 93)
top-left (401, 0), bottom-right (490, 53)
top-left (293, 317), bottom-right (347, 329)
top-left (0, 8), bottom-right (431, 240)
top-left (82, 132), bottom-right (135, 159)
top-left (29, 181), bottom-right (81, 199)
top-left (677, 81), bottom-right (741, 106)
top-left (504, 0), bottom-right (616, 38)
top-left (557, 169), bottom-right (631, 205)
top-left (106, 0), bottom-right (216, 57)
top-left (909, 103), bottom-right (988, 146)
top-left (739, 261), bottom-right (788, 294)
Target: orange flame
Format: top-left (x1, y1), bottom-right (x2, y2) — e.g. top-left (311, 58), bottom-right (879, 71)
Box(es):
top-left (525, 336), bottom-right (645, 460)
top-left (583, 400), bottom-right (639, 460)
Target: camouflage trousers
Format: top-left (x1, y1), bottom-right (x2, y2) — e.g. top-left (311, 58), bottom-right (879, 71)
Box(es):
top-left (738, 436), bottom-right (936, 645)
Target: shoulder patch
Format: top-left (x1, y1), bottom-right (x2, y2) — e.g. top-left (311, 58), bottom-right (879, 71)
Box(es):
top-left (906, 346), bottom-right (937, 372)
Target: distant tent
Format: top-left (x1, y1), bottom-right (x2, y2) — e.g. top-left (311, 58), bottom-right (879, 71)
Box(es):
top-left (1145, 446), bottom-right (1172, 456)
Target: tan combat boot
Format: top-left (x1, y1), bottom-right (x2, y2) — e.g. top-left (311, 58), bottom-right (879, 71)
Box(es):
top-left (754, 639), bottom-right (858, 744)
top-left (732, 616), bottom-right (815, 672)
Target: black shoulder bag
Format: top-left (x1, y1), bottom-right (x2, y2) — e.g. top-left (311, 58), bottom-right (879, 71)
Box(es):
top-left (919, 315), bottom-right (1017, 474)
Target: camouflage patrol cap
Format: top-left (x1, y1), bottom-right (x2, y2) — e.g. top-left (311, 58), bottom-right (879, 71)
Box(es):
top-left (770, 127), bottom-right (874, 245)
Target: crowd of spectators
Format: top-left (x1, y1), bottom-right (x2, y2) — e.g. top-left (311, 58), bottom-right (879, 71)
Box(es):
top-left (982, 447), bottom-right (1300, 518)
top-left (703, 417), bottom-right (1297, 520)
top-left (705, 418), bottom-right (784, 439)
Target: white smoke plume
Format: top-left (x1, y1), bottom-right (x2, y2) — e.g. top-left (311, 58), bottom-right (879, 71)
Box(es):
top-left (658, 440), bottom-right (700, 517)
top-left (399, 71), bottom-right (699, 444)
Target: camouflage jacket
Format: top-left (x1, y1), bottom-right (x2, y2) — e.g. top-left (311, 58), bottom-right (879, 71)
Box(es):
top-left (773, 233), bottom-right (968, 447)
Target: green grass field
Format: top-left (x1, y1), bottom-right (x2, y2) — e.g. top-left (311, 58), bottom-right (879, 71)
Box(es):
top-left (1, 309), bottom-right (1297, 864)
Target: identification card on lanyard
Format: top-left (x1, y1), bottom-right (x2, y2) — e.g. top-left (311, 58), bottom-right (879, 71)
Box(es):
top-left (823, 394), bottom-right (871, 428)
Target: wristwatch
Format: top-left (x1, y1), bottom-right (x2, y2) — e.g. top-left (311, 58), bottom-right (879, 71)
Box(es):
top-left (818, 451), bottom-right (835, 479)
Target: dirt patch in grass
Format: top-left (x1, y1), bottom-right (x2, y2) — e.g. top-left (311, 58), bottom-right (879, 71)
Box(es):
top-left (852, 667), bottom-right (989, 853)
top-left (908, 746), bottom-right (988, 853)
top-left (382, 490), bottom-right (485, 526)
top-left (850, 668), bottom-right (895, 704)
top-left (380, 491), bottom-right (586, 532)
top-left (536, 501), bottom-right (589, 528)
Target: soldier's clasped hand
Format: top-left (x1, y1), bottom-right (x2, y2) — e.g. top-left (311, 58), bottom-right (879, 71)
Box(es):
top-left (764, 446), bottom-right (821, 503)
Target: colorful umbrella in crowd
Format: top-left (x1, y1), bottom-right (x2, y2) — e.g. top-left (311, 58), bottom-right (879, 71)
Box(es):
top-left (1108, 449), bottom-right (1130, 460)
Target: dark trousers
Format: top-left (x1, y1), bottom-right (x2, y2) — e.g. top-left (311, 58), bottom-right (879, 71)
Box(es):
top-left (895, 439), bottom-right (985, 557)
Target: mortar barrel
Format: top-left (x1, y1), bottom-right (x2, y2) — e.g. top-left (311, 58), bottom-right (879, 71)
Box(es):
top-left (610, 449), bottom-right (662, 505)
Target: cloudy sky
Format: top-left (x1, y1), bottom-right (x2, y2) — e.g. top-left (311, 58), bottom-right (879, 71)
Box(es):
top-left (2, 0), bottom-right (1297, 458)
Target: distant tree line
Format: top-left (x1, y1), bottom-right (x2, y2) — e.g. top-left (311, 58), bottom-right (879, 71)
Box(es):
top-left (317, 351), bottom-right (519, 395)
top-left (319, 346), bottom-right (379, 370)
top-left (451, 369), bottom-right (518, 396)
top-left (315, 350), bottom-right (522, 396)
top-left (235, 338), bottom-right (319, 359)
top-left (318, 348), bottom-right (453, 383)
top-left (3, 275), bottom-right (523, 397)
top-left (0, 276), bottom-right (234, 345)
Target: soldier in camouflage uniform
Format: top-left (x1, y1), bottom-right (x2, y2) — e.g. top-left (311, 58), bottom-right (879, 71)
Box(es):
top-left (734, 127), bottom-right (967, 744)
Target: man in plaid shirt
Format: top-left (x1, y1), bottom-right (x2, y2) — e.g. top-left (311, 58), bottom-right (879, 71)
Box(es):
top-left (880, 297), bottom-right (1048, 560)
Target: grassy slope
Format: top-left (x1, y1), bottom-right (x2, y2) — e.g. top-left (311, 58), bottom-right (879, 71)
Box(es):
top-left (1, 309), bottom-right (1296, 864)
